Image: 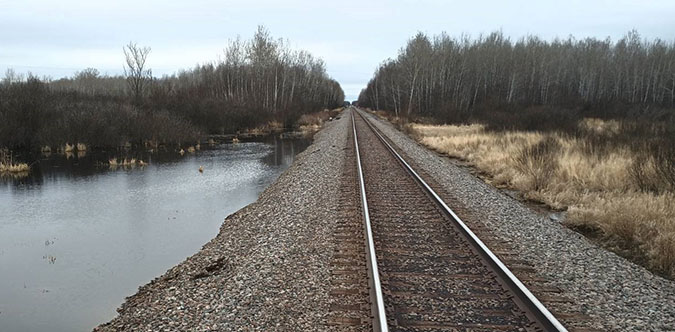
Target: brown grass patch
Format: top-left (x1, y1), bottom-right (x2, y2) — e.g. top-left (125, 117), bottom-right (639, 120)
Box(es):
top-left (246, 120), bottom-right (285, 136)
top-left (296, 109), bottom-right (341, 135)
top-left (0, 162), bottom-right (30, 173)
top-left (0, 149), bottom-right (30, 176)
top-left (108, 157), bottom-right (146, 169)
top-left (411, 122), bottom-right (675, 277)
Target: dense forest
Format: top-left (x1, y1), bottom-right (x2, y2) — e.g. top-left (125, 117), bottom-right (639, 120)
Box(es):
top-left (358, 30), bottom-right (674, 127)
top-left (0, 26), bottom-right (344, 150)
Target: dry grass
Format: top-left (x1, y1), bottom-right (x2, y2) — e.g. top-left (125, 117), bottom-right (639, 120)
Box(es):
top-left (108, 158), bottom-right (146, 169)
top-left (0, 149), bottom-right (30, 176)
top-left (247, 120), bottom-right (285, 136)
top-left (298, 124), bottom-right (321, 135)
top-left (579, 117), bottom-right (621, 135)
top-left (297, 109), bottom-right (341, 135)
top-left (411, 121), bottom-right (675, 277)
top-left (0, 162), bottom-right (30, 173)
top-left (297, 113), bottom-right (324, 127)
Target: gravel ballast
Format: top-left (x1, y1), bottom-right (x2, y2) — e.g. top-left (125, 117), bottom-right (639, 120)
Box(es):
top-left (96, 114), bottom-right (351, 331)
top-left (361, 110), bottom-right (675, 331)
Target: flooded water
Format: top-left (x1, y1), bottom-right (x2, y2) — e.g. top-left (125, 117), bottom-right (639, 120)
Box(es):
top-left (0, 136), bottom-right (310, 332)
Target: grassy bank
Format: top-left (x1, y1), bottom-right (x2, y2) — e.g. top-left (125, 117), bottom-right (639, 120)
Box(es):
top-left (403, 119), bottom-right (674, 278)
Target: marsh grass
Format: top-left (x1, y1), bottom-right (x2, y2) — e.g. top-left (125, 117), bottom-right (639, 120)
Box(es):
top-left (294, 108), bottom-right (341, 135)
top-left (246, 121), bottom-right (285, 136)
top-left (108, 157), bottom-right (146, 169)
top-left (512, 137), bottom-right (560, 191)
top-left (0, 162), bottom-right (30, 174)
top-left (411, 121), bottom-right (675, 277)
top-left (0, 149), bottom-right (30, 176)
top-left (297, 112), bottom-right (323, 134)
top-left (630, 144), bottom-right (675, 194)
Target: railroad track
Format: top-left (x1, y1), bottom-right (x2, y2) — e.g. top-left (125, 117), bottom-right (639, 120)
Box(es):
top-left (329, 108), bottom-right (567, 332)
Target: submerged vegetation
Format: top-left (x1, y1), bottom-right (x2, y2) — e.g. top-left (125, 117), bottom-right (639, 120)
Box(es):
top-left (360, 30), bottom-right (675, 278)
top-left (0, 26), bottom-right (344, 153)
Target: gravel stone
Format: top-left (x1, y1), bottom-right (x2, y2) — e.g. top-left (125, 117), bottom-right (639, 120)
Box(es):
top-left (361, 110), bottom-right (675, 332)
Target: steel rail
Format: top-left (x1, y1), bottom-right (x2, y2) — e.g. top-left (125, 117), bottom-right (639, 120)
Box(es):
top-left (354, 108), bottom-right (567, 332)
top-left (351, 111), bottom-right (389, 332)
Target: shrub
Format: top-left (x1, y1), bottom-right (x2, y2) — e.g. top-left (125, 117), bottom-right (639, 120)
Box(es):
top-left (512, 136), bottom-right (561, 190)
top-left (654, 144), bottom-right (675, 191)
top-left (629, 134), bottom-right (675, 194)
top-left (630, 154), bottom-right (659, 193)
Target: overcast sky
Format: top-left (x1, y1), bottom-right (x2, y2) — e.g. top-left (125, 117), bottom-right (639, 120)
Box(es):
top-left (2, 0), bottom-right (675, 100)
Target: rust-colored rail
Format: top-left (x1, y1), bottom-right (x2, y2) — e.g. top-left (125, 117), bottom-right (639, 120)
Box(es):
top-left (351, 107), bottom-right (566, 332)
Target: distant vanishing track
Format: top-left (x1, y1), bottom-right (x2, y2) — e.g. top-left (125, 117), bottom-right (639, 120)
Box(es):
top-left (347, 107), bottom-right (566, 332)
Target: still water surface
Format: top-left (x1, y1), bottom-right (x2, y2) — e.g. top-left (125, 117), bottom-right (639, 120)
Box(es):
top-left (0, 136), bottom-right (309, 332)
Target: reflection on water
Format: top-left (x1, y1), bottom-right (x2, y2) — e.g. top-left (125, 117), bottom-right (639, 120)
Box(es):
top-left (0, 136), bottom-right (310, 332)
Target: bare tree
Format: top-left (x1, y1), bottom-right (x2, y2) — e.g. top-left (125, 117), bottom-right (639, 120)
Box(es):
top-left (123, 42), bottom-right (152, 104)
top-left (2, 68), bottom-right (23, 85)
top-left (74, 68), bottom-right (100, 94)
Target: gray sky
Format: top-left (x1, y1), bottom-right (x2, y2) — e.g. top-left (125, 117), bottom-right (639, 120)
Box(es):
top-left (2, 0), bottom-right (675, 100)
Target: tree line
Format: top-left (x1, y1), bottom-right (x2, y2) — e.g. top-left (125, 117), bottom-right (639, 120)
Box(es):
top-left (148, 27), bottom-right (344, 133)
top-left (358, 30), bottom-right (675, 125)
top-left (0, 26), bottom-right (344, 150)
